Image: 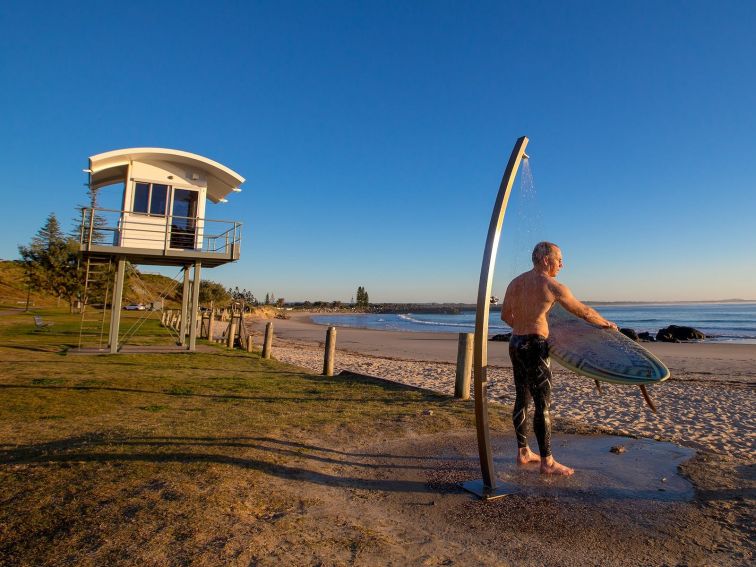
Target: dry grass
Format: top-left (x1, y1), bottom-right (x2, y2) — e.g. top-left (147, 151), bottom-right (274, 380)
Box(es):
top-left (0, 307), bottom-right (483, 566)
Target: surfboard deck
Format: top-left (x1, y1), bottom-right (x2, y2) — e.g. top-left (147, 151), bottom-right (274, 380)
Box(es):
top-left (547, 303), bottom-right (670, 385)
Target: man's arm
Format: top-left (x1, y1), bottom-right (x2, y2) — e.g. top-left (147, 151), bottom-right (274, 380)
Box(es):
top-left (551, 281), bottom-right (618, 330)
top-left (501, 283), bottom-right (515, 326)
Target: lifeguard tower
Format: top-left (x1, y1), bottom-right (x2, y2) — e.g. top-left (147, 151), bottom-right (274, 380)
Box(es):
top-left (77, 147), bottom-right (245, 353)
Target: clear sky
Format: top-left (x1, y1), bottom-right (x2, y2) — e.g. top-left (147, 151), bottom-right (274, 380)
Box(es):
top-left (1, 1), bottom-right (754, 302)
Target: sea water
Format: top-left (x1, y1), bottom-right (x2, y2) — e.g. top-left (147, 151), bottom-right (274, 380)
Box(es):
top-left (311, 302), bottom-right (756, 344)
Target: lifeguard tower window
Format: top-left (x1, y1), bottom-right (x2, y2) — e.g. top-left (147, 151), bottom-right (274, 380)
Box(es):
top-left (171, 189), bottom-right (199, 249)
top-left (133, 182), bottom-right (169, 216)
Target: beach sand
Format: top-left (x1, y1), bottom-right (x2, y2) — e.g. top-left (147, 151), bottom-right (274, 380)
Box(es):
top-left (247, 312), bottom-right (755, 461)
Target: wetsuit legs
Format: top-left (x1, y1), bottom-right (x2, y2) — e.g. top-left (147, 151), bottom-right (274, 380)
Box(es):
top-left (510, 334), bottom-right (553, 458)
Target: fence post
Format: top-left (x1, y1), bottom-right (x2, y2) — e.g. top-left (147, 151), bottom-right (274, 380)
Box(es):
top-left (262, 322), bottom-right (273, 359)
top-left (227, 321), bottom-right (237, 349)
top-left (322, 326), bottom-right (337, 376)
top-left (207, 312), bottom-right (215, 341)
top-left (455, 333), bottom-right (474, 400)
top-left (246, 335), bottom-right (254, 353)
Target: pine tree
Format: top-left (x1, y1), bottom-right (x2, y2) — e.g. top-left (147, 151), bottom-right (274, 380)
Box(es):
top-left (355, 286), bottom-right (369, 309)
top-left (19, 213), bottom-right (81, 309)
top-left (73, 184), bottom-right (108, 244)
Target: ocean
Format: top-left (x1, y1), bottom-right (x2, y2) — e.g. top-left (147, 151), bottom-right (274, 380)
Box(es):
top-left (311, 302), bottom-right (756, 344)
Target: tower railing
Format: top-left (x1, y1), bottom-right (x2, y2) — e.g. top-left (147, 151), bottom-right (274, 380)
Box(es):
top-left (78, 207), bottom-right (242, 257)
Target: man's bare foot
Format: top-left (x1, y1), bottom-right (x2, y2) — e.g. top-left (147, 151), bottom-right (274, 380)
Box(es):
top-left (540, 456), bottom-right (574, 476)
top-left (516, 447), bottom-right (541, 465)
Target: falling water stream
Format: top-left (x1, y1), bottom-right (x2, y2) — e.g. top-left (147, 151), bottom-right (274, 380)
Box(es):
top-left (498, 157), bottom-right (545, 289)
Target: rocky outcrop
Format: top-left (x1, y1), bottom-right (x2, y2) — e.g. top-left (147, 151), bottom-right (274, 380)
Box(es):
top-left (619, 328), bottom-right (639, 342)
top-left (490, 333), bottom-right (512, 342)
top-left (656, 325), bottom-right (706, 342)
top-left (637, 331), bottom-right (656, 342)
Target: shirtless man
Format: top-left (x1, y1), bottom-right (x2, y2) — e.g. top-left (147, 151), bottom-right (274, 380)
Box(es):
top-left (502, 241), bottom-right (617, 476)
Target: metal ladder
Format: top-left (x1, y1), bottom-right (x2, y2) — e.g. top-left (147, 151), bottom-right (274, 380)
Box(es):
top-left (77, 255), bottom-right (114, 349)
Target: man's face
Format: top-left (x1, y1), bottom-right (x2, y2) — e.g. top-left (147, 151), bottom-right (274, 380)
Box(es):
top-left (546, 248), bottom-right (563, 277)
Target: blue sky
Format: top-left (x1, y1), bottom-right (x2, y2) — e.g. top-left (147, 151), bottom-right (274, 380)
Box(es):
top-left (1, 1), bottom-right (754, 302)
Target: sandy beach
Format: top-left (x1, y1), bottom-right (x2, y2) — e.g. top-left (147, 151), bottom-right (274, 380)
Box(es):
top-left (247, 312), bottom-right (755, 461)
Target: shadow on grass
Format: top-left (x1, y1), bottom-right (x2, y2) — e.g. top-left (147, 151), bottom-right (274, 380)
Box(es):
top-left (0, 434), bottom-right (470, 494)
top-left (0, 383), bottom-right (444, 405)
top-left (118, 435), bottom-right (472, 463)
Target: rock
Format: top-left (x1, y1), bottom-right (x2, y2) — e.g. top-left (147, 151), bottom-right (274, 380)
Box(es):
top-left (619, 328), bottom-right (639, 341)
top-left (637, 331), bottom-right (655, 342)
top-left (610, 445), bottom-right (626, 454)
top-left (656, 325), bottom-right (706, 342)
top-left (490, 333), bottom-right (512, 342)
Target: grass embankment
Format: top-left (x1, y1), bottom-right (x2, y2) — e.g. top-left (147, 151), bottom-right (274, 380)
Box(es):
top-left (0, 259), bottom-right (182, 311)
top-left (0, 308), bottom-right (484, 565)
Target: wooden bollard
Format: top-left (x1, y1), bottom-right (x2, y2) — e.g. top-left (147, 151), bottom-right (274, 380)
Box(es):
top-left (454, 333), bottom-right (474, 400)
top-left (262, 322), bottom-right (273, 359)
top-left (322, 326), bottom-right (337, 376)
top-left (246, 335), bottom-right (254, 353)
top-left (207, 314), bottom-right (215, 341)
top-left (227, 321), bottom-right (237, 349)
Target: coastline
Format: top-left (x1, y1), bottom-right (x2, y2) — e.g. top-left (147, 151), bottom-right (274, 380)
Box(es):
top-left (247, 312), bottom-right (755, 461)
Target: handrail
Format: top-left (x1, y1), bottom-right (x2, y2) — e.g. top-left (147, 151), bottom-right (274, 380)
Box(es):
top-left (78, 206), bottom-right (243, 256)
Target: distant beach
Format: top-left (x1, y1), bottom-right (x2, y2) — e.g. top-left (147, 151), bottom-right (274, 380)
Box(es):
top-left (247, 312), bottom-right (756, 461)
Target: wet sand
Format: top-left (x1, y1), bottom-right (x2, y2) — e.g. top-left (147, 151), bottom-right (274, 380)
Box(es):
top-left (246, 312), bottom-right (755, 461)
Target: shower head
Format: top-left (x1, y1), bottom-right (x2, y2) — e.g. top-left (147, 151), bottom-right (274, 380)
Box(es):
top-left (522, 152), bottom-right (530, 159)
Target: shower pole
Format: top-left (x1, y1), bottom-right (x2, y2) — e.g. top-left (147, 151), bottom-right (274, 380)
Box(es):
top-left (462, 135), bottom-right (529, 500)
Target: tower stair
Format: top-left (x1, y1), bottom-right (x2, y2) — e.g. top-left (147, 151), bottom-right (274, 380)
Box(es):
top-left (77, 255), bottom-right (114, 350)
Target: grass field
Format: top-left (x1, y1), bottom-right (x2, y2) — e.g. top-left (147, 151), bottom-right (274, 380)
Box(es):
top-left (0, 307), bottom-right (483, 565)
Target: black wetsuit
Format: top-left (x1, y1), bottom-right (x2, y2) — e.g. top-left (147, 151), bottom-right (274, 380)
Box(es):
top-left (509, 334), bottom-right (552, 458)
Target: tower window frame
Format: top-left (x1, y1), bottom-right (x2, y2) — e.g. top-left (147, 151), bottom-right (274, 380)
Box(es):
top-left (132, 182), bottom-right (169, 216)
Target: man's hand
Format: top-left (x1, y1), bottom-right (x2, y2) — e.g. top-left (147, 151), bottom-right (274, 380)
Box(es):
top-left (603, 321), bottom-right (619, 331)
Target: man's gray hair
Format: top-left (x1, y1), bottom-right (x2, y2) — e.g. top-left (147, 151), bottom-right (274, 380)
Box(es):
top-left (532, 241), bottom-right (559, 265)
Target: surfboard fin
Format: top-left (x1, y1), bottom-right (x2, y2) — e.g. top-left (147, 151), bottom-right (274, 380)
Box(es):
top-left (639, 385), bottom-right (657, 413)
top-left (594, 380), bottom-right (603, 395)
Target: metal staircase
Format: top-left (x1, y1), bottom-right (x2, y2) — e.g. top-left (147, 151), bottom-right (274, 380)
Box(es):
top-left (77, 255), bottom-right (114, 349)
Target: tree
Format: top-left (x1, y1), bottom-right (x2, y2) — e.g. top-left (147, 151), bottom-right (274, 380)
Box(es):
top-left (18, 213), bottom-right (81, 310)
top-left (199, 281), bottom-right (231, 305)
top-left (355, 286), bottom-right (370, 309)
top-left (264, 293), bottom-right (270, 305)
top-left (72, 183), bottom-right (109, 245)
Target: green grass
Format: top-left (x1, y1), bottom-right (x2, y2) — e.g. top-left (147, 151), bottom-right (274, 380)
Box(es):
top-left (0, 307), bottom-right (493, 565)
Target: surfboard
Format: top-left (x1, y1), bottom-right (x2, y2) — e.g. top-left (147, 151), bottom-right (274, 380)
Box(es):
top-left (547, 303), bottom-right (670, 386)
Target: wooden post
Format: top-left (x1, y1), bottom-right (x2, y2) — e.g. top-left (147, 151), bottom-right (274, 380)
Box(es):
top-left (205, 301), bottom-right (214, 338)
top-left (227, 321), bottom-right (237, 349)
top-left (246, 335), bottom-right (254, 353)
top-left (208, 313), bottom-right (216, 341)
top-left (262, 322), bottom-right (273, 359)
top-left (323, 326), bottom-right (337, 376)
top-left (455, 333), bottom-right (474, 400)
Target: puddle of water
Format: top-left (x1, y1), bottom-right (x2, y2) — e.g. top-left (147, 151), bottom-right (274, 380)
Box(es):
top-left (491, 434), bottom-right (695, 502)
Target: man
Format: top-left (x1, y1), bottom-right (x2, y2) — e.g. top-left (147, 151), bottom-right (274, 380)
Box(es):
top-left (501, 242), bottom-right (617, 475)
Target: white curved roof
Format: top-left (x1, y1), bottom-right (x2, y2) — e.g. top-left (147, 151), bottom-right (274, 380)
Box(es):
top-left (88, 147), bottom-right (245, 203)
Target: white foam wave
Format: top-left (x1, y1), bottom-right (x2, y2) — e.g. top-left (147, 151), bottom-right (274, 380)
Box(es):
top-left (396, 313), bottom-right (509, 330)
